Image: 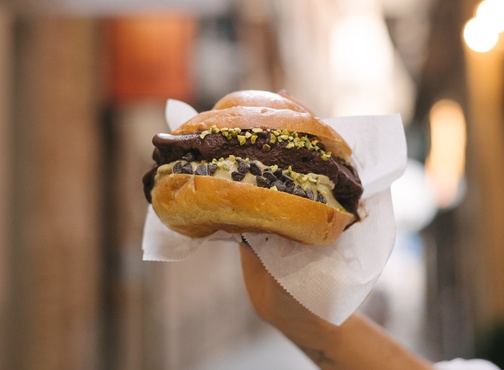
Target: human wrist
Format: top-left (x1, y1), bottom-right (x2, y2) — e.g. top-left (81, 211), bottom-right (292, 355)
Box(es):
top-left (267, 306), bottom-right (342, 351)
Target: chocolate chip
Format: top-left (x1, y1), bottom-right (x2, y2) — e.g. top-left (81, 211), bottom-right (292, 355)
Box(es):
top-left (317, 190), bottom-right (327, 204)
top-left (249, 162), bottom-right (262, 176)
top-left (182, 152), bottom-right (195, 162)
top-left (172, 162), bottom-right (183, 174)
top-left (181, 162), bottom-right (193, 174)
top-left (274, 168), bottom-right (283, 179)
top-left (237, 159), bottom-right (250, 174)
top-left (262, 169), bottom-right (277, 183)
top-left (207, 163), bottom-right (217, 175)
top-left (256, 176), bottom-right (270, 188)
top-left (231, 171), bottom-right (245, 181)
top-left (293, 185), bottom-right (306, 198)
top-left (285, 181), bottom-right (295, 194)
top-left (195, 165), bottom-right (208, 175)
top-left (272, 180), bottom-right (286, 192)
top-left (281, 174), bottom-right (294, 183)
top-left (305, 188), bottom-right (315, 200)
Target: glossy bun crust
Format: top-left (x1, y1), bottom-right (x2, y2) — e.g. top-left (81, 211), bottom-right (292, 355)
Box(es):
top-left (152, 90), bottom-right (356, 245)
top-left (212, 89), bottom-right (311, 113)
top-left (152, 174), bottom-right (354, 245)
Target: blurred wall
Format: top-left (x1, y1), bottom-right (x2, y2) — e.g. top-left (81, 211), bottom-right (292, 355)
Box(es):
top-left (7, 18), bottom-right (102, 370)
top-left (0, 6), bottom-right (13, 370)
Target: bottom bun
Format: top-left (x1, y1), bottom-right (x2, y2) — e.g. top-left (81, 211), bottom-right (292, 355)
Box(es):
top-left (151, 174), bottom-right (354, 245)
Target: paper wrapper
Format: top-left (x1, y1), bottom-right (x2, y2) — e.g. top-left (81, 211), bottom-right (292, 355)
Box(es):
top-left (142, 100), bottom-right (407, 325)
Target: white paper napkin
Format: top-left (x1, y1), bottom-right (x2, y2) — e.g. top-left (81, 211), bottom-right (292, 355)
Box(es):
top-left (142, 100), bottom-right (407, 325)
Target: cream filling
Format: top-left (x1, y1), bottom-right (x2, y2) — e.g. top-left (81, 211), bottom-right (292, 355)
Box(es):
top-left (156, 156), bottom-right (345, 211)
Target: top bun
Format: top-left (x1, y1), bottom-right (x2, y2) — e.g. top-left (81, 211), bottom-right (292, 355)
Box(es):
top-left (213, 89), bottom-right (311, 113)
top-left (172, 90), bottom-right (352, 161)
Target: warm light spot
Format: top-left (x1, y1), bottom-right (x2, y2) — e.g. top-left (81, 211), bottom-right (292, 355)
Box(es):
top-left (425, 100), bottom-right (467, 208)
top-left (463, 17), bottom-right (499, 52)
top-left (476, 0), bottom-right (504, 33)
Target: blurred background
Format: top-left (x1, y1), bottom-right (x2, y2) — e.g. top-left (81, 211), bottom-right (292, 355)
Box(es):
top-left (1, 0), bottom-right (504, 369)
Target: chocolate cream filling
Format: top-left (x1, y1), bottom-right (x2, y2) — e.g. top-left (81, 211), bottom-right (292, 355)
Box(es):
top-left (142, 128), bottom-right (363, 217)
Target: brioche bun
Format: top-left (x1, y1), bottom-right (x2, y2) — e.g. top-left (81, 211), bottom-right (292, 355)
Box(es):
top-left (149, 89), bottom-right (360, 245)
top-left (212, 89), bottom-right (312, 113)
top-left (152, 174), bottom-right (354, 245)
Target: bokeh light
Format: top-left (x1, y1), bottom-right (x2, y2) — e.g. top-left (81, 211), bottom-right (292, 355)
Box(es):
top-left (463, 17), bottom-right (499, 53)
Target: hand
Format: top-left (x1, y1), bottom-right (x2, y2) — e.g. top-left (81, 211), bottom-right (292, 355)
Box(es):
top-left (238, 242), bottom-right (433, 370)
top-left (239, 242), bottom-right (318, 328)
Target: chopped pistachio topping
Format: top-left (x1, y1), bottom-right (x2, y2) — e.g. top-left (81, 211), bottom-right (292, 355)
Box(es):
top-left (308, 175), bottom-right (319, 184)
top-left (197, 127), bottom-right (333, 158)
top-left (237, 135), bottom-right (247, 145)
top-left (322, 151), bottom-right (332, 160)
top-left (298, 174), bottom-right (308, 183)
